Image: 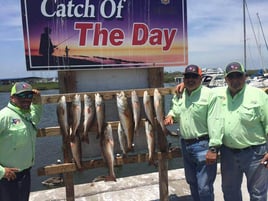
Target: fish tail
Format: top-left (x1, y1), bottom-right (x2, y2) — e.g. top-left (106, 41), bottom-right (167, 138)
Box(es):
top-left (81, 134), bottom-right (89, 144)
top-left (105, 175), bottom-right (116, 182)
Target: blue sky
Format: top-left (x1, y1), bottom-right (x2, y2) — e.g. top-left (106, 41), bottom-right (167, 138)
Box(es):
top-left (0, 0), bottom-right (267, 78)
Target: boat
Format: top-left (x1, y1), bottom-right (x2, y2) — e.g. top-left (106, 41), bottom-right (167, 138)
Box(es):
top-left (174, 68), bottom-right (226, 88)
top-left (201, 68), bottom-right (226, 88)
top-left (247, 74), bottom-right (268, 88)
top-left (202, 73), bottom-right (226, 88)
top-left (41, 176), bottom-right (63, 187)
top-left (174, 76), bottom-right (183, 84)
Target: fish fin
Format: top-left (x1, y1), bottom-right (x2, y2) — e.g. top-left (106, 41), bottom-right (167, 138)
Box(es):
top-left (73, 159), bottom-right (83, 171)
top-left (105, 175), bottom-right (117, 182)
top-left (92, 175), bottom-right (107, 182)
top-left (148, 159), bottom-right (158, 168)
top-left (81, 135), bottom-right (89, 144)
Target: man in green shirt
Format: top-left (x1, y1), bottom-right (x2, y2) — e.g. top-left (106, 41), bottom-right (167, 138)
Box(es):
top-left (213, 62), bottom-right (268, 201)
top-left (0, 82), bottom-right (42, 201)
top-left (165, 65), bottom-right (222, 201)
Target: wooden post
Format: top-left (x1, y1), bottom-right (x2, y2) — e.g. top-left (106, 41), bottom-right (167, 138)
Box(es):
top-left (58, 70), bottom-right (77, 201)
top-left (158, 153), bottom-right (169, 201)
top-left (58, 71), bottom-right (77, 93)
top-left (148, 67), bottom-right (164, 88)
top-left (156, 120), bottom-right (169, 201)
top-left (148, 67), bottom-right (168, 201)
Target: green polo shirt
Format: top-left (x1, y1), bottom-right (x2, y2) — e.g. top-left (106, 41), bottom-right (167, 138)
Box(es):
top-left (0, 102), bottom-right (42, 179)
top-left (213, 85), bottom-right (268, 149)
top-left (168, 85), bottom-right (223, 147)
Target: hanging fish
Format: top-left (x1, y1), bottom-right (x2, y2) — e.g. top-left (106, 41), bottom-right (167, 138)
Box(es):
top-left (117, 122), bottom-right (128, 155)
top-left (81, 94), bottom-right (95, 144)
top-left (100, 123), bottom-right (116, 181)
top-left (70, 134), bottom-right (82, 170)
top-left (153, 88), bottom-right (169, 135)
top-left (70, 94), bottom-right (81, 140)
top-left (95, 93), bottom-right (105, 139)
top-left (131, 90), bottom-right (141, 135)
top-left (56, 95), bottom-right (69, 137)
top-left (143, 90), bottom-right (155, 126)
top-left (144, 120), bottom-right (156, 166)
top-left (116, 91), bottom-right (134, 152)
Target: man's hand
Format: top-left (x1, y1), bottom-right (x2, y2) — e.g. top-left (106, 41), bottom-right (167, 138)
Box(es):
top-left (4, 167), bottom-right (19, 181)
top-left (176, 82), bottom-right (185, 94)
top-left (206, 150), bottom-right (217, 165)
top-left (164, 115), bottom-right (174, 126)
top-left (260, 153), bottom-right (268, 168)
top-left (32, 89), bottom-right (41, 104)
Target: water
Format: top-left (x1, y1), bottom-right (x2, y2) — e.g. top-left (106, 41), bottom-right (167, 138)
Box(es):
top-left (0, 88), bottom-right (183, 192)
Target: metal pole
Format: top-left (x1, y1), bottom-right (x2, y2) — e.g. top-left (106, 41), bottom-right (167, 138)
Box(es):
top-left (243, 0), bottom-right (247, 70)
top-left (256, 13), bottom-right (268, 52)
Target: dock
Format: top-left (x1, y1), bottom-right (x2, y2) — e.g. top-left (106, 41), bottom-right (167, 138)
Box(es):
top-left (29, 164), bottom-right (250, 201)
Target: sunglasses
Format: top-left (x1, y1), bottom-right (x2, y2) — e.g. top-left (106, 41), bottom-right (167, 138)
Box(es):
top-left (15, 93), bottom-right (34, 99)
top-left (227, 73), bottom-right (243, 79)
top-left (184, 74), bottom-right (199, 79)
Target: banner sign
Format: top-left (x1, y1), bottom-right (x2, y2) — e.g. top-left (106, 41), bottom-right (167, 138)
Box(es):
top-left (21, 0), bottom-right (188, 70)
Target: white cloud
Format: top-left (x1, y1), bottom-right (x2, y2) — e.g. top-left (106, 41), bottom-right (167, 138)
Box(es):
top-left (0, 0), bottom-right (24, 41)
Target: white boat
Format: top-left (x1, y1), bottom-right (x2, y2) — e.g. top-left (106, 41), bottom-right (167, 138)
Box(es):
top-left (202, 73), bottom-right (226, 88)
top-left (201, 68), bottom-right (226, 88)
top-left (247, 75), bottom-right (268, 88)
top-left (174, 76), bottom-right (183, 84)
top-left (174, 68), bottom-right (226, 88)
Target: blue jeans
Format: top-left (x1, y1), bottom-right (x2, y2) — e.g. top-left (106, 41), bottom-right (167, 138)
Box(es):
top-left (221, 144), bottom-right (268, 201)
top-left (181, 139), bottom-right (217, 201)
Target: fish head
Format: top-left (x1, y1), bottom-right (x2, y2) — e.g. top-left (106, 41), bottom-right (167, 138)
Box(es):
top-left (95, 93), bottom-right (103, 106)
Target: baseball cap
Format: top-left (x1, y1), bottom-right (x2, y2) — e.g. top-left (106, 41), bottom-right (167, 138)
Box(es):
top-left (183, 65), bottom-right (202, 76)
top-left (225, 62), bottom-right (245, 77)
top-left (11, 82), bottom-right (33, 96)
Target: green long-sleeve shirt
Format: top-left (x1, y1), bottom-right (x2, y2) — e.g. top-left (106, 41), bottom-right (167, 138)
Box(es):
top-left (213, 85), bottom-right (268, 149)
top-left (168, 85), bottom-right (223, 147)
top-left (0, 102), bottom-right (42, 179)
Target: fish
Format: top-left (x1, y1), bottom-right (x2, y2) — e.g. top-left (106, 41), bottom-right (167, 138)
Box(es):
top-left (153, 88), bottom-right (169, 135)
top-left (56, 96), bottom-right (69, 137)
top-left (95, 93), bottom-right (105, 139)
top-left (81, 94), bottom-right (95, 144)
top-left (144, 120), bottom-right (156, 166)
top-left (100, 123), bottom-right (116, 181)
top-left (70, 134), bottom-right (82, 170)
top-left (117, 122), bottom-right (128, 155)
top-left (116, 91), bottom-right (134, 152)
top-left (156, 120), bottom-right (169, 153)
top-left (70, 94), bottom-right (81, 140)
top-left (131, 90), bottom-right (141, 135)
top-left (143, 90), bottom-right (155, 126)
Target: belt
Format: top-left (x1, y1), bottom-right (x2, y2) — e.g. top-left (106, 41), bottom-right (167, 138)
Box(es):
top-left (183, 135), bottom-right (209, 145)
top-left (228, 144), bottom-right (264, 153)
top-left (17, 167), bottom-right (31, 175)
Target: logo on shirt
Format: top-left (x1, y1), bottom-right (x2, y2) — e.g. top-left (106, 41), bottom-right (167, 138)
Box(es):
top-left (250, 100), bottom-right (257, 105)
top-left (12, 118), bottom-right (21, 125)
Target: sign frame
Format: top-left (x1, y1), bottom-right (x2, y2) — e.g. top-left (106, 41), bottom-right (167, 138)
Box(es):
top-left (20, 0), bottom-right (188, 70)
